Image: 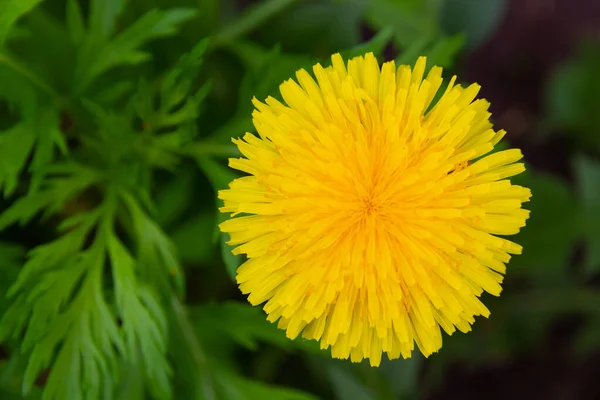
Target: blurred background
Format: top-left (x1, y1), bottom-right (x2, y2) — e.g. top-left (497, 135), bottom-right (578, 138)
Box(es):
top-left (1, 0), bottom-right (600, 399)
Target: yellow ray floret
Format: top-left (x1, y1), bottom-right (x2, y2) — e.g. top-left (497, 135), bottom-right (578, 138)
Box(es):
top-left (218, 52), bottom-right (532, 367)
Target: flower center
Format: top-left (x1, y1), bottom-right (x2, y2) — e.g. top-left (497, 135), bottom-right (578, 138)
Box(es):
top-left (361, 195), bottom-right (380, 216)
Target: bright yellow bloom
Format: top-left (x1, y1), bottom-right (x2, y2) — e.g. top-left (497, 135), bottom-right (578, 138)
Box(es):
top-left (218, 52), bottom-right (531, 366)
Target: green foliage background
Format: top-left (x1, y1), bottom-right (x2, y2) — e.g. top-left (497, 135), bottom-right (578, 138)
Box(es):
top-left (0, 0), bottom-right (599, 399)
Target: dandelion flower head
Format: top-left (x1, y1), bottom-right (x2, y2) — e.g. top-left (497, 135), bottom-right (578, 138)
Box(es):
top-left (219, 52), bottom-right (531, 366)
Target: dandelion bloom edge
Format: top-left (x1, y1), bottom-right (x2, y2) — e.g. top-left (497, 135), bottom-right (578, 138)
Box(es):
top-left (218, 52), bottom-right (532, 366)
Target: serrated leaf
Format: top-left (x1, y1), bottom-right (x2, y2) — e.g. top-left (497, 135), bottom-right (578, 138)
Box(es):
top-left (131, 39), bottom-right (209, 166)
top-left (29, 108), bottom-right (69, 192)
top-left (160, 39), bottom-right (209, 103)
top-left (0, 163), bottom-right (102, 231)
top-left (121, 191), bottom-right (184, 296)
top-left (0, 0), bottom-right (45, 46)
top-left (0, 106), bottom-right (68, 197)
top-left (0, 123), bottom-right (36, 197)
top-left (106, 230), bottom-right (172, 400)
top-left (76, 7), bottom-right (196, 93)
top-left (1, 227), bottom-right (123, 400)
top-left (41, 270), bottom-right (123, 400)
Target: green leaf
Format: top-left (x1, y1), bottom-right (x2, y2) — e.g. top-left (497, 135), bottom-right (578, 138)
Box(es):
top-left (396, 34), bottom-right (464, 69)
top-left (325, 362), bottom-right (376, 400)
top-left (0, 0), bottom-right (45, 46)
top-left (263, 0), bottom-right (367, 54)
top-left (219, 215), bottom-right (244, 281)
top-left (76, 7), bottom-right (196, 92)
top-left (366, 0), bottom-right (442, 48)
top-left (0, 162), bottom-right (102, 230)
top-left (509, 169), bottom-right (579, 278)
top-left (208, 42), bottom-right (312, 145)
top-left (121, 191), bottom-right (185, 296)
top-left (378, 357), bottom-right (422, 399)
top-left (190, 301), bottom-right (322, 355)
top-left (0, 242), bottom-right (24, 315)
top-left (196, 158), bottom-right (236, 192)
top-left (114, 362), bottom-right (145, 400)
top-left (154, 166), bottom-right (196, 228)
top-left (196, 157), bottom-right (244, 279)
top-left (66, 0), bottom-right (86, 43)
top-left (93, 80), bottom-right (135, 105)
top-left (230, 42), bottom-right (315, 115)
top-left (169, 296), bottom-right (220, 400)
top-left (209, 116), bottom-right (255, 144)
top-left (421, 33), bottom-right (465, 68)
top-left (0, 106), bottom-right (68, 197)
top-left (218, 372), bottom-right (318, 400)
top-left (440, 0), bottom-right (508, 49)
top-left (574, 154), bottom-right (600, 275)
top-left (4, 26), bottom-right (31, 42)
top-left (0, 123), bottom-right (36, 197)
top-left (105, 229), bottom-right (172, 400)
top-left (134, 39), bottom-right (209, 132)
top-left (0, 385), bottom-right (41, 400)
top-left (575, 155), bottom-right (600, 205)
top-left (170, 209), bottom-right (217, 264)
top-left (88, 0), bottom-right (127, 38)
top-left (0, 210), bottom-right (125, 399)
top-left (212, 0), bottom-right (298, 47)
top-left (191, 301), bottom-right (287, 351)
top-left (339, 26), bottom-right (394, 60)
top-left (28, 108), bottom-right (69, 192)
top-left (0, 57), bottom-right (38, 116)
top-left (545, 42), bottom-right (600, 147)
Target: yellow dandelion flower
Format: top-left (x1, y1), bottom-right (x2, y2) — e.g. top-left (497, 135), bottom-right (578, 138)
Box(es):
top-left (218, 52), bottom-right (531, 367)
